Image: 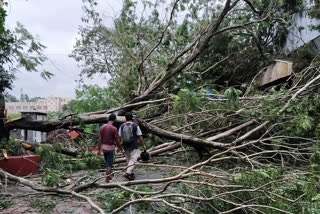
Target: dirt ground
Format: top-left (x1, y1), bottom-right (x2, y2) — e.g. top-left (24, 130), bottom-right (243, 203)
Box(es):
top-left (0, 152), bottom-right (199, 214)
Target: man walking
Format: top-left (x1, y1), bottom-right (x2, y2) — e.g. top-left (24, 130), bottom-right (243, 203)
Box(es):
top-left (119, 112), bottom-right (147, 180)
top-left (98, 114), bottom-right (124, 183)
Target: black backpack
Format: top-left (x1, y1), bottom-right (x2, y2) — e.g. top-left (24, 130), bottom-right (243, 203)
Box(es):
top-left (140, 150), bottom-right (150, 162)
top-left (121, 123), bottom-right (137, 144)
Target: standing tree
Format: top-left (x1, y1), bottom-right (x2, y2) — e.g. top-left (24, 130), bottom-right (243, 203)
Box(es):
top-left (0, 3), bottom-right (52, 141)
top-left (4, 93), bottom-right (19, 102)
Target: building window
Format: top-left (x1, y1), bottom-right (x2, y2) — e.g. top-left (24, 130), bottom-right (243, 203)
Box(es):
top-left (29, 106), bottom-right (35, 110)
top-left (43, 106), bottom-right (48, 110)
top-left (16, 106), bottom-right (21, 110)
top-left (37, 106), bottom-right (42, 110)
top-left (23, 106), bottom-right (28, 110)
top-left (9, 106), bottom-right (14, 110)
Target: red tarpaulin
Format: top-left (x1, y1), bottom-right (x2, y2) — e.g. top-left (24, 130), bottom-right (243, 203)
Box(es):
top-left (0, 155), bottom-right (40, 176)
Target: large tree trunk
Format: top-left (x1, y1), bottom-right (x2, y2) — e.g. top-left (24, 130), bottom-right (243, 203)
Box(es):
top-left (5, 114), bottom-right (126, 132)
top-left (0, 93), bottom-right (9, 141)
top-left (5, 113), bottom-right (227, 149)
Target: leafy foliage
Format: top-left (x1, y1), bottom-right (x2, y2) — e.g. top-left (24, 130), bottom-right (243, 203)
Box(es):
top-left (64, 0), bottom-right (320, 213)
top-left (96, 189), bottom-right (130, 211)
top-left (308, 0), bottom-right (320, 30)
top-left (171, 88), bottom-right (202, 113)
top-left (0, 16), bottom-right (51, 93)
top-left (0, 138), bottom-right (22, 156)
top-left (71, 0), bottom-right (309, 109)
top-left (35, 144), bottom-right (65, 169)
top-left (47, 111), bottom-right (64, 120)
top-left (69, 84), bottom-right (120, 113)
top-left (229, 167), bottom-right (320, 214)
top-left (35, 142), bottom-right (103, 172)
top-left (41, 168), bottom-right (65, 187)
top-left (96, 186), bottom-right (153, 212)
top-left (29, 198), bottom-right (56, 213)
top-left (0, 193), bottom-right (13, 209)
top-left (4, 93), bottom-right (18, 102)
top-left (224, 87), bottom-right (242, 109)
top-left (82, 153), bottom-right (103, 169)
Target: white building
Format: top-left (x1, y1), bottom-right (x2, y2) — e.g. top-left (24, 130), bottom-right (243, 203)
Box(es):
top-left (284, 0), bottom-right (320, 52)
top-left (5, 97), bottom-right (72, 114)
top-left (10, 111), bottom-right (48, 143)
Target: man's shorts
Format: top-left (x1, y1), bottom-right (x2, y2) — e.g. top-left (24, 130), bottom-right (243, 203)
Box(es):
top-left (103, 151), bottom-right (114, 167)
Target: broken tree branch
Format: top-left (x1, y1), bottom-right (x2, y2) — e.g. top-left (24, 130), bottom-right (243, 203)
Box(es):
top-left (71, 191), bottom-right (105, 214)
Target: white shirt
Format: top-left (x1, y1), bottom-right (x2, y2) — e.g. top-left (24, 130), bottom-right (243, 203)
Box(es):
top-left (118, 122), bottom-right (142, 136)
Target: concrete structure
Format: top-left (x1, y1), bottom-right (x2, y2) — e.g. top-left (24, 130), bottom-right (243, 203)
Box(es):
top-left (5, 97), bottom-right (72, 114)
top-left (258, 60), bottom-right (293, 87)
top-left (10, 111), bottom-right (47, 143)
top-left (260, 1), bottom-right (320, 87)
top-left (284, 0), bottom-right (320, 52)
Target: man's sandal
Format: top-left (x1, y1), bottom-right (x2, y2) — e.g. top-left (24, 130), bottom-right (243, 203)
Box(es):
top-left (124, 173), bottom-right (135, 180)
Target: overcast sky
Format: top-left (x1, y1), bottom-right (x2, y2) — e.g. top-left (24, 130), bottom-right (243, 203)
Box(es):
top-left (5, 0), bottom-right (122, 99)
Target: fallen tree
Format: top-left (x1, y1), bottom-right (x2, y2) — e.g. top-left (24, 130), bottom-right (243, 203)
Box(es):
top-left (5, 70), bottom-right (319, 167)
top-left (3, 0), bottom-right (320, 213)
top-left (3, 51), bottom-right (320, 214)
top-left (0, 137), bottom-right (315, 213)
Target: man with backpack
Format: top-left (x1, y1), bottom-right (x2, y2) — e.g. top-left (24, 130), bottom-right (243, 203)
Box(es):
top-left (119, 112), bottom-right (147, 180)
top-left (98, 114), bottom-right (124, 183)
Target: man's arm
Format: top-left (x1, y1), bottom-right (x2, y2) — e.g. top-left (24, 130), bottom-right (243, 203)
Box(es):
top-left (115, 131), bottom-right (124, 154)
top-left (136, 125), bottom-right (147, 150)
top-left (138, 135), bottom-right (147, 151)
top-left (97, 131), bottom-right (103, 156)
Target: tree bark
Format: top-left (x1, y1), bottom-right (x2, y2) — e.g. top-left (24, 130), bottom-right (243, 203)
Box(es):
top-left (0, 93), bottom-right (9, 141)
top-left (136, 119), bottom-right (226, 149)
top-left (22, 142), bottom-right (78, 157)
top-left (6, 113), bottom-right (227, 150)
top-left (5, 114), bottom-right (126, 132)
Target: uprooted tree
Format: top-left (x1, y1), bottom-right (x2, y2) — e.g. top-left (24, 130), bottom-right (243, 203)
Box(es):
top-left (3, 0), bottom-right (320, 213)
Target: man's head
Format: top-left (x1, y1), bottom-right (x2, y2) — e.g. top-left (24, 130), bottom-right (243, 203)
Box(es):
top-left (125, 112), bottom-right (133, 121)
top-left (108, 113), bottom-right (116, 122)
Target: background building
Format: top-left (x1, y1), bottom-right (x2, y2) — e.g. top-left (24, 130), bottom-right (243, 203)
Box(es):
top-left (10, 111), bottom-right (48, 143)
top-left (284, 0), bottom-right (320, 52)
top-left (5, 96), bottom-right (72, 114)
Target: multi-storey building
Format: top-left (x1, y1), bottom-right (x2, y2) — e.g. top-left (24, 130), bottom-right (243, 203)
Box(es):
top-left (5, 97), bottom-right (72, 113)
top-left (284, 0), bottom-right (320, 52)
